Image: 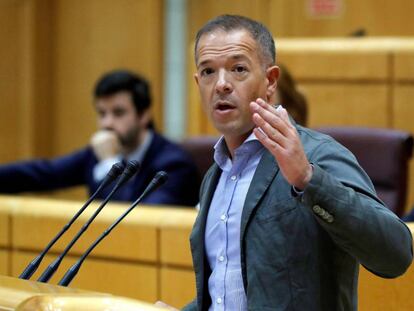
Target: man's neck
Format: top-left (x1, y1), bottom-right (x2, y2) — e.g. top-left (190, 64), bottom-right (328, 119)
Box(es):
top-left (224, 131), bottom-right (252, 158)
top-left (122, 129), bottom-right (149, 156)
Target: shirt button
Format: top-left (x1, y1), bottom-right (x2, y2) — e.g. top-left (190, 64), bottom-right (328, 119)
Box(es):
top-left (220, 214), bottom-right (227, 221)
top-left (230, 175), bottom-right (237, 181)
top-left (218, 255), bottom-right (225, 262)
top-left (216, 297), bottom-right (222, 304)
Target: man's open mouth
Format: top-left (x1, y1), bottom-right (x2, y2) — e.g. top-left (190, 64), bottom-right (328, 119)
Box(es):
top-left (215, 102), bottom-right (236, 111)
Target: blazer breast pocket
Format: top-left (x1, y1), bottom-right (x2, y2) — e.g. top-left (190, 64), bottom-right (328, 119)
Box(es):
top-left (255, 196), bottom-right (300, 223)
top-left (247, 197), bottom-right (312, 269)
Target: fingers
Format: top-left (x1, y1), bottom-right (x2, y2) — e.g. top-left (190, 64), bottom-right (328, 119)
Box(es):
top-left (250, 99), bottom-right (294, 148)
top-left (253, 126), bottom-right (281, 153)
top-left (90, 130), bottom-right (121, 160)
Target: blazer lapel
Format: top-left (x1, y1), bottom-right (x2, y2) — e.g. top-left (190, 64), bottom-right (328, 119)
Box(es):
top-left (240, 150), bottom-right (279, 240)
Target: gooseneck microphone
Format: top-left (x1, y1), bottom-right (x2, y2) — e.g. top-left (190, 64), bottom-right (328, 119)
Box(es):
top-left (19, 161), bottom-right (125, 280)
top-left (37, 160), bottom-right (141, 283)
top-left (58, 171), bottom-right (168, 286)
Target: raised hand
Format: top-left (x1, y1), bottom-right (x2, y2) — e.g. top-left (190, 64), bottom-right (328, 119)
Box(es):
top-left (250, 98), bottom-right (313, 190)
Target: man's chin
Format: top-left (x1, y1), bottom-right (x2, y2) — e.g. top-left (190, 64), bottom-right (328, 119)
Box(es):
top-left (215, 123), bottom-right (254, 138)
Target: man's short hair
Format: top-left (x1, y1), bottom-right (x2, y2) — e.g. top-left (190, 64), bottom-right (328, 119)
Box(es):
top-left (94, 69), bottom-right (151, 115)
top-left (194, 14), bottom-right (276, 66)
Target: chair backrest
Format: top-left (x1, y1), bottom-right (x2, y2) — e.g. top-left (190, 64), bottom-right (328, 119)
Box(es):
top-left (316, 126), bottom-right (413, 217)
top-left (180, 136), bottom-right (218, 186)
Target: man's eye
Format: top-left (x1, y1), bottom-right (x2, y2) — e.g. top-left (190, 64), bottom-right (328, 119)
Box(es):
top-left (201, 68), bottom-right (214, 76)
top-left (113, 110), bottom-right (126, 117)
top-left (234, 65), bottom-right (247, 73)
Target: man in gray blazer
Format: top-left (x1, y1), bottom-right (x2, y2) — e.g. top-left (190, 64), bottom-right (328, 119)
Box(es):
top-left (183, 15), bottom-right (413, 310)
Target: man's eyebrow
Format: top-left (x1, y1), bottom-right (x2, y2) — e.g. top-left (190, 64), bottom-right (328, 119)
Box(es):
top-left (197, 59), bottom-right (211, 68)
top-left (230, 54), bottom-right (249, 61)
top-left (197, 54), bottom-right (250, 68)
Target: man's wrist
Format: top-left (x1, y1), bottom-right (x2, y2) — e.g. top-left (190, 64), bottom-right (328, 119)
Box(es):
top-left (294, 163), bottom-right (314, 191)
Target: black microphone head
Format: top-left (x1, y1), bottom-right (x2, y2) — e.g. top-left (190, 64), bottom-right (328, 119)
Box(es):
top-left (153, 171), bottom-right (168, 186)
top-left (122, 160), bottom-right (141, 178)
top-left (107, 161), bottom-right (125, 179)
top-left (135, 171), bottom-right (168, 201)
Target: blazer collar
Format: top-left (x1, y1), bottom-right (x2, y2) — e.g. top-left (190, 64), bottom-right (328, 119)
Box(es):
top-left (240, 150), bottom-right (279, 239)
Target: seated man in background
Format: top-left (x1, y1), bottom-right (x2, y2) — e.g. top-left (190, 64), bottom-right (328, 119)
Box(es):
top-left (0, 69), bottom-right (199, 206)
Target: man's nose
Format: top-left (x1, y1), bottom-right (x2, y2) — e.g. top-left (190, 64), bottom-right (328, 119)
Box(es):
top-left (215, 70), bottom-right (233, 94)
top-left (100, 114), bottom-right (114, 130)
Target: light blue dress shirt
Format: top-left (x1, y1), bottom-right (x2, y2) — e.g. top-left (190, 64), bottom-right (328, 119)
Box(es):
top-left (205, 133), bottom-right (265, 311)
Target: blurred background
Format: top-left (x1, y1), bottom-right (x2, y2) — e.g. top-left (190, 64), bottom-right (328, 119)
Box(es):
top-left (1, 0), bottom-right (414, 206)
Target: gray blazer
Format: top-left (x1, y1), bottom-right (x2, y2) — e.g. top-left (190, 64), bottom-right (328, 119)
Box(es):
top-left (183, 126), bottom-right (413, 311)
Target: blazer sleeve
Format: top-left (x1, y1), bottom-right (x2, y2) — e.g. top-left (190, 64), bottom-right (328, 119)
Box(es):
top-left (181, 299), bottom-right (197, 311)
top-left (302, 139), bottom-right (413, 278)
top-left (0, 147), bottom-right (94, 193)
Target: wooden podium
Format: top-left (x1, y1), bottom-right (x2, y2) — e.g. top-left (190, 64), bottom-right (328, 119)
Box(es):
top-left (0, 275), bottom-right (163, 311)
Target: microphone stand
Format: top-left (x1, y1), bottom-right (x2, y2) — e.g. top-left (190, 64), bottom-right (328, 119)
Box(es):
top-left (59, 171), bottom-right (168, 286)
top-left (37, 160), bottom-right (140, 283)
top-left (19, 162), bottom-right (125, 280)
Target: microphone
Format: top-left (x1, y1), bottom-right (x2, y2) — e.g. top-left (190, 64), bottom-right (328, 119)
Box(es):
top-left (37, 160), bottom-right (141, 283)
top-left (19, 161), bottom-right (125, 280)
top-left (58, 171), bottom-right (168, 286)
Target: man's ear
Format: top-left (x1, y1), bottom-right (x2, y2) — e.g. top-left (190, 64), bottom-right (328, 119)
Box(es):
top-left (265, 65), bottom-right (280, 102)
top-left (138, 109), bottom-right (152, 128)
top-left (194, 73), bottom-right (199, 86)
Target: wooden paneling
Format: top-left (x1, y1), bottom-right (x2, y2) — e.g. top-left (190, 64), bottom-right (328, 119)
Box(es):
top-left (11, 199), bottom-right (158, 262)
top-left (160, 267), bottom-right (195, 309)
top-left (0, 250), bottom-right (8, 276)
top-left (11, 251), bottom-right (158, 302)
top-left (393, 85), bottom-right (414, 133)
top-left (17, 0), bottom-right (54, 158)
top-left (52, 0), bottom-right (164, 156)
top-left (394, 51), bottom-right (414, 81)
top-left (302, 84), bottom-right (389, 128)
top-left (0, 204), bottom-right (10, 247)
top-left (268, 0), bottom-right (414, 37)
top-left (277, 39), bottom-right (390, 80)
top-left (359, 263), bottom-right (414, 311)
top-left (0, 1), bottom-right (20, 163)
top-left (160, 227), bottom-right (193, 267)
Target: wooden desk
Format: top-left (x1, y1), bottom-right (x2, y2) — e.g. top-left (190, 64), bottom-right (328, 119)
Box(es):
top-left (0, 275), bottom-right (163, 311)
top-left (1, 195), bottom-right (414, 309)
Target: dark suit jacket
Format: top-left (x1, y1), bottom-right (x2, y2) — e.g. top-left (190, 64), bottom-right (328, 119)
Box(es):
top-left (184, 126), bottom-right (413, 310)
top-left (0, 133), bottom-right (199, 206)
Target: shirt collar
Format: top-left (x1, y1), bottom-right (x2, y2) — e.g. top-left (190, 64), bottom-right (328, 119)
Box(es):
top-left (125, 130), bottom-right (154, 163)
top-left (213, 131), bottom-right (263, 170)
